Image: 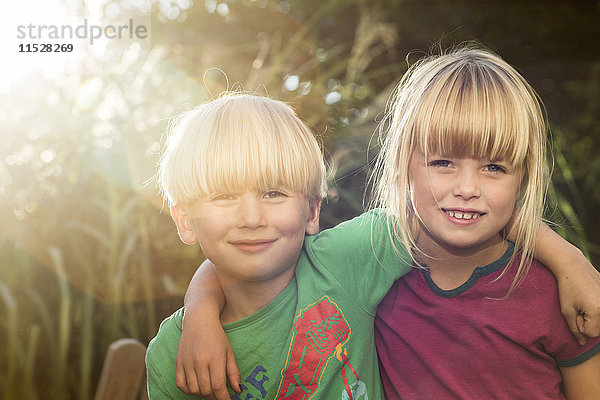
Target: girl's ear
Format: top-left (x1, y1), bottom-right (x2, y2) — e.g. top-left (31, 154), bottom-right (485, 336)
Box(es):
top-left (170, 205), bottom-right (198, 245)
top-left (305, 198), bottom-right (322, 235)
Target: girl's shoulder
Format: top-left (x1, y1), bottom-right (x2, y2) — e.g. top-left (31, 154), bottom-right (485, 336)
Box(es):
top-left (518, 257), bottom-right (560, 291)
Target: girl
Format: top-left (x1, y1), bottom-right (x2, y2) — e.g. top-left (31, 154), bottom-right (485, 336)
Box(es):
top-left (373, 46), bottom-right (600, 399)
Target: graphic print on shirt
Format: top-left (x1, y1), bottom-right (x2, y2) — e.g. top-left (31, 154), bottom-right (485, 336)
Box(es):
top-left (231, 365), bottom-right (270, 400)
top-left (276, 296), bottom-right (351, 399)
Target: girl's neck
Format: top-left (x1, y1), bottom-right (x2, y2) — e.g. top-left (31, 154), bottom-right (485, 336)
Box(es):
top-left (416, 232), bottom-right (508, 290)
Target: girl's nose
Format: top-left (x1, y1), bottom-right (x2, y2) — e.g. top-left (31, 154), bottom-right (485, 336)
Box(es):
top-left (236, 193), bottom-right (267, 229)
top-left (452, 170), bottom-right (481, 200)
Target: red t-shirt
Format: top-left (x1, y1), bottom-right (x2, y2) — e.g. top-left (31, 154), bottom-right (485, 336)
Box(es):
top-left (375, 243), bottom-right (600, 399)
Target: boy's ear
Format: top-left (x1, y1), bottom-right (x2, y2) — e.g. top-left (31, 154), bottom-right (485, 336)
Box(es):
top-left (170, 205), bottom-right (198, 245)
top-left (305, 198), bottom-right (321, 235)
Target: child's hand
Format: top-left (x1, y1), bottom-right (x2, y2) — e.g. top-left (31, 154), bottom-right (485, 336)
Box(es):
top-left (527, 223), bottom-right (600, 344)
top-left (175, 309), bottom-right (241, 399)
top-left (557, 250), bottom-right (600, 345)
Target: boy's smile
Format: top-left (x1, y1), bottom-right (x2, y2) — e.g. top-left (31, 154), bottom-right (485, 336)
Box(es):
top-left (229, 238), bottom-right (278, 253)
top-left (409, 151), bottom-right (522, 259)
top-left (172, 189), bottom-right (320, 293)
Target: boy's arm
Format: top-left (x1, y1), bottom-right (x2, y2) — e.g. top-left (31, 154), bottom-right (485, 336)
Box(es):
top-left (176, 259), bottom-right (241, 400)
top-left (533, 224), bottom-right (600, 345)
top-left (559, 352), bottom-right (600, 399)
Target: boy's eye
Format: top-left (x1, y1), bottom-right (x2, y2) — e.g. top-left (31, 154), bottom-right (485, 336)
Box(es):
top-left (263, 190), bottom-right (287, 199)
top-left (211, 193), bottom-right (235, 201)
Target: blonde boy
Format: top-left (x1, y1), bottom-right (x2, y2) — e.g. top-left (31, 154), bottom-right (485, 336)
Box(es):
top-left (145, 93), bottom-right (414, 399)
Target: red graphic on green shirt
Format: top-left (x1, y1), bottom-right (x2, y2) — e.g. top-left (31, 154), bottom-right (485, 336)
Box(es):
top-left (276, 296), bottom-right (350, 399)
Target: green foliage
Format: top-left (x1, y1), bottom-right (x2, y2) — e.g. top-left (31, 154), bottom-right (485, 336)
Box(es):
top-left (1, 0), bottom-right (598, 398)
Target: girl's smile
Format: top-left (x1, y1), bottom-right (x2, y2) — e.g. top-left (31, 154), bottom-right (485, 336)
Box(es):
top-left (443, 208), bottom-right (484, 224)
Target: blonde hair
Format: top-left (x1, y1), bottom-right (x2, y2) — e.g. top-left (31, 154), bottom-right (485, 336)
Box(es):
top-left (159, 92), bottom-right (327, 206)
top-left (372, 45), bottom-right (549, 293)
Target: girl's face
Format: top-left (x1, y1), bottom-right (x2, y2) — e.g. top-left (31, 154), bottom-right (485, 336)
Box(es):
top-left (408, 151), bottom-right (522, 256)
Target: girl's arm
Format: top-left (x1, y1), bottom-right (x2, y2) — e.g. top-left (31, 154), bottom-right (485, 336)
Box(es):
top-left (559, 352), bottom-right (600, 399)
top-left (533, 224), bottom-right (600, 345)
top-left (175, 259), bottom-right (241, 400)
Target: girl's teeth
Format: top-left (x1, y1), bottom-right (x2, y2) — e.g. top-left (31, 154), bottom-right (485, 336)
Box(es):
top-left (447, 210), bottom-right (479, 220)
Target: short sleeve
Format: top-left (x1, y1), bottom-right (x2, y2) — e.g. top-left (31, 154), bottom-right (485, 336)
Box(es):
top-left (304, 209), bottom-right (412, 312)
top-left (526, 265), bottom-right (600, 368)
top-left (146, 308), bottom-right (195, 400)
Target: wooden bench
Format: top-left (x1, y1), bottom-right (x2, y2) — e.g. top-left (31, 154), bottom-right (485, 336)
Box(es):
top-left (95, 338), bottom-right (148, 400)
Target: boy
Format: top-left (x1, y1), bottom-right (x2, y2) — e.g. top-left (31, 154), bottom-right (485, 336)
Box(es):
top-left (145, 92), bottom-right (413, 399)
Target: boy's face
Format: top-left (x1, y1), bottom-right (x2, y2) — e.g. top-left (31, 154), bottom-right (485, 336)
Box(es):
top-left (172, 189), bottom-right (320, 287)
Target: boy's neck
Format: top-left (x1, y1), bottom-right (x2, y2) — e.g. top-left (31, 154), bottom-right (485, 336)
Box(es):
top-left (216, 266), bottom-right (296, 325)
top-left (417, 235), bottom-right (509, 290)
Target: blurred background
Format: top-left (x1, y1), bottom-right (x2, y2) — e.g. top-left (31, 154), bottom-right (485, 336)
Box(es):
top-left (1, 0), bottom-right (599, 398)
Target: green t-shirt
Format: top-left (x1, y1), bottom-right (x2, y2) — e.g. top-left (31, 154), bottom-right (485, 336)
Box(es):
top-left (146, 210), bottom-right (411, 399)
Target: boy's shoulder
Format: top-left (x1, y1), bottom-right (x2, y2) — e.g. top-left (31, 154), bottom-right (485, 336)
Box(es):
top-left (305, 209), bottom-right (387, 247)
top-left (147, 308), bottom-right (184, 356)
top-left (298, 209), bottom-right (411, 311)
top-left (159, 307), bottom-right (184, 332)
top-left (303, 207), bottom-right (408, 269)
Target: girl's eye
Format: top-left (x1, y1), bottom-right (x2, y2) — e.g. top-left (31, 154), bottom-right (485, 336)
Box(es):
top-left (485, 164), bottom-right (507, 173)
top-left (263, 190), bottom-right (286, 199)
top-left (428, 159), bottom-right (453, 168)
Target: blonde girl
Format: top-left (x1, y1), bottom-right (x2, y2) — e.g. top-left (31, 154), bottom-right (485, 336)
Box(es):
top-left (373, 45), bottom-right (600, 399)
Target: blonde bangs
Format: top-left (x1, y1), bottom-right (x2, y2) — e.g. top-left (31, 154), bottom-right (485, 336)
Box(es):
top-left (412, 58), bottom-right (534, 168)
top-left (201, 104), bottom-right (324, 198)
top-left (160, 93), bottom-right (326, 206)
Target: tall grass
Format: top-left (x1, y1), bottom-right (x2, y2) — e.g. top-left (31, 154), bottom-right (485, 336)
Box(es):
top-left (0, 187), bottom-right (180, 399)
top-left (547, 145), bottom-right (597, 263)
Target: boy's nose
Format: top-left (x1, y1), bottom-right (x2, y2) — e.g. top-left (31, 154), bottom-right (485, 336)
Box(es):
top-left (452, 170), bottom-right (481, 200)
top-left (236, 194), bottom-right (267, 229)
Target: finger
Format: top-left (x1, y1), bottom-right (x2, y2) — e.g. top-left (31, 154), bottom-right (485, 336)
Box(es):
top-left (207, 360), bottom-right (231, 400)
top-left (226, 348), bottom-right (242, 394)
top-left (184, 364), bottom-right (205, 396)
top-left (196, 365), bottom-right (216, 398)
top-left (210, 379), bottom-right (231, 400)
top-left (562, 307), bottom-right (586, 346)
top-left (569, 313), bottom-right (587, 346)
top-left (175, 359), bottom-right (192, 394)
top-left (580, 313), bottom-right (600, 338)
